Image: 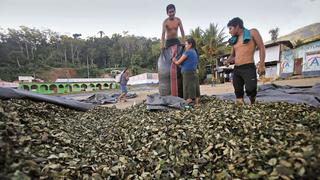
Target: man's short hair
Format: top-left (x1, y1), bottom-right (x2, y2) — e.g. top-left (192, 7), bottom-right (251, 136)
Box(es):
top-left (227, 17), bottom-right (244, 28)
top-left (166, 4), bottom-right (175, 13)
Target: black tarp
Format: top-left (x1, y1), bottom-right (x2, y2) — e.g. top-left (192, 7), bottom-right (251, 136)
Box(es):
top-left (158, 45), bottom-right (184, 97)
top-left (80, 92), bottom-right (137, 104)
top-left (146, 93), bottom-right (188, 110)
top-left (0, 87), bottom-right (95, 111)
top-left (217, 83), bottom-right (320, 107)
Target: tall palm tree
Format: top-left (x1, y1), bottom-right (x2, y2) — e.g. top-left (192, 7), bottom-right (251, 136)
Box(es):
top-left (190, 27), bottom-right (205, 57)
top-left (97, 31), bottom-right (105, 38)
top-left (269, 27), bottom-right (279, 42)
top-left (72, 33), bottom-right (82, 39)
top-left (190, 23), bottom-right (228, 83)
top-left (202, 23), bottom-right (227, 64)
top-left (190, 27), bottom-right (204, 46)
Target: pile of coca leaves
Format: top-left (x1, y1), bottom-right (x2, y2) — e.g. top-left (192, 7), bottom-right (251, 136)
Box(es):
top-left (1, 96), bottom-right (319, 179)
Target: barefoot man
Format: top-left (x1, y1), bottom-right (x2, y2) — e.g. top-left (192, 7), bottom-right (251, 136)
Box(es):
top-left (161, 4), bottom-right (185, 50)
top-left (224, 17), bottom-right (265, 105)
top-left (158, 4), bottom-right (185, 97)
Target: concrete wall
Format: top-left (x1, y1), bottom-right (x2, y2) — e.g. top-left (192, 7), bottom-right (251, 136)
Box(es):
top-left (254, 45), bottom-right (280, 64)
top-left (254, 44), bottom-right (281, 79)
top-left (128, 73), bottom-right (159, 85)
top-left (281, 40), bottom-right (320, 78)
top-left (19, 82), bottom-right (117, 94)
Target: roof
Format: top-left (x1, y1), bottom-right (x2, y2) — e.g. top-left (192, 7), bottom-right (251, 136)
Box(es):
top-left (264, 40), bottom-right (294, 49)
top-left (265, 23), bottom-right (320, 47)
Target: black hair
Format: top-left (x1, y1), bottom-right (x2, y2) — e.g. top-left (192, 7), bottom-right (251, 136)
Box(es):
top-left (227, 17), bottom-right (244, 29)
top-left (166, 4), bottom-right (175, 13)
top-left (186, 38), bottom-right (196, 49)
top-left (186, 38), bottom-right (199, 57)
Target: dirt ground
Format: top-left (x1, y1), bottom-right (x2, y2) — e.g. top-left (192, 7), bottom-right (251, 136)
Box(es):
top-left (104, 77), bottom-right (320, 109)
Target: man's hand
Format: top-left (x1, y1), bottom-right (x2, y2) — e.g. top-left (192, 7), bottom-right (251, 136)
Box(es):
top-left (223, 60), bottom-right (230, 66)
top-left (258, 63), bottom-right (265, 76)
top-left (223, 56), bottom-right (234, 66)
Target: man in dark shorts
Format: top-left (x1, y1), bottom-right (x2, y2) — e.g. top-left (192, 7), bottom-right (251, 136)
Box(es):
top-left (224, 17), bottom-right (265, 105)
top-left (158, 4), bottom-right (185, 97)
top-left (161, 4), bottom-right (185, 50)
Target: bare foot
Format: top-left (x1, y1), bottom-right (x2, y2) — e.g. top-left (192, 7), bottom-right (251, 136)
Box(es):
top-left (195, 97), bottom-right (200, 105)
top-left (249, 96), bottom-right (256, 105)
top-left (194, 104), bottom-right (200, 108)
top-left (235, 98), bottom-right (245, 105)
top-left (186, 98), bottom-right (193, 104)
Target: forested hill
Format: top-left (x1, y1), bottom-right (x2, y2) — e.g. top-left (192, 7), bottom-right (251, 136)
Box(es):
top-left (0, 26), bottom-right (161, 81)
top-left (0, 23), bottom-right (230, 82)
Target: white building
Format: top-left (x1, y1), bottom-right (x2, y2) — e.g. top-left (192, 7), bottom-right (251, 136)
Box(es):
top-left (0, 80), bottom-right (19, 88)
top-left (127, 73), bottom-right (158, 85)
top-left (18, 76), bottom-right (34, 82)
top-left (280, 39), bottom-right (320, 78)
top-left (55, 78), bottom-right (115, 83)
top-left (254, 41), bottom-right (293, 79)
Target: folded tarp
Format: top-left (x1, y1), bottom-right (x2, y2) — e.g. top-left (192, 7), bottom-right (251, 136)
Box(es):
top-left (81, 92), bottom-right (137, 104)
top-left (217, 83), bottom-right (320, 107)
top-left (0, 87), bottom-right (95, 111)
top-left (146, 93), bottom-right (188, 110)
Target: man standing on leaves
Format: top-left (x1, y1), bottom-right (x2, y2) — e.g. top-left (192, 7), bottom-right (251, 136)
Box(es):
top-left (159, 4), bottom-right (185, 97)
top-left (224, 17), bottom-right (265, 105)
top-left (161, 4), bottom-right (185, 50)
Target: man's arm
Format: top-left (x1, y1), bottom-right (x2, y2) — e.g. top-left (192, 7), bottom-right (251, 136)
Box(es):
top-left (178, 18), bottom-right (185, 42)
top-left (251, 29), bottom-right (265, 75)
top-left (224, 47), bottom-right (235, 65)
top-left (161, 20), bottom-right (166, 49)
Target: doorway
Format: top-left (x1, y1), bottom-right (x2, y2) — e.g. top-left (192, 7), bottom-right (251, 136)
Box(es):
top-left (293, 58), bottom-right (303, 75)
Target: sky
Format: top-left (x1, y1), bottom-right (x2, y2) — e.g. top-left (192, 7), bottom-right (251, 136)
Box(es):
top-left (0, 0), bottom-right (319, 42)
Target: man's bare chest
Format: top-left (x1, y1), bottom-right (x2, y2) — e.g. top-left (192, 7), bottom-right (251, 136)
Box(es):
top-left (234, 39), bottom-right (255, 52)
top-left (166, 20), bottom-right (179, 30)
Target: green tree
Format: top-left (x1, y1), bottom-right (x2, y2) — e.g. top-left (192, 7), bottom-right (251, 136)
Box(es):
top-left (269, 27), bottom-right (279, 42)
top-left (0, 26), bottom-right (160, 81)
top-left (190, 23), bottom-right (228, 82)
top-left (97, 31), bottom-right (105, 38)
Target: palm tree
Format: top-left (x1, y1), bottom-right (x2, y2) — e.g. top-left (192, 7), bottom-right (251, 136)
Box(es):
top-left (202, 23), bottom-right (227, 64)
top-left (72, 33), bottom-right (82, 39)
top-left (202, 23), bottom-right (228, 79)
top-left (122, 31), bottom-right (129, 36)
top-left (269, 27), bottom-right (279, 42)
top-left (190, 27), bottom-right (204, 54)
top-left (190, 27), bottom-right (204, 43)
top-left (97, 31), bottom-right (105, 38)
top-left (190, 23), bottom-right (228, 83)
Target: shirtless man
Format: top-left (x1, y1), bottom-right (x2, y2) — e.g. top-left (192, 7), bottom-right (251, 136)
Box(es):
top-left (224, 17), bottom-right (265, 105)
top-left (159, 4), bottom-right (185, 97)
top-left (161, 4), bottom-right (185, 49)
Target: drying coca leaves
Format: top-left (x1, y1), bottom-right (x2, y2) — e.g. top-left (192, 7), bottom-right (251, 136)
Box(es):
top-left (1, 97), bottom-right (320, 179)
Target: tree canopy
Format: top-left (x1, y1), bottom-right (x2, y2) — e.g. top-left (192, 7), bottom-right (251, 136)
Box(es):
top-left (0, 24), bottom-right (229, 82)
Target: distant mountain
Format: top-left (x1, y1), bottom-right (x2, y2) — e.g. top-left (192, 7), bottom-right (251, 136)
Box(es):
top-left (266, 23), bottom-right (320, 46)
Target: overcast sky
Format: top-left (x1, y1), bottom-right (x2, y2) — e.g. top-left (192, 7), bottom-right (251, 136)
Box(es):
top-left (0, 0), bottom-right (319, 42)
